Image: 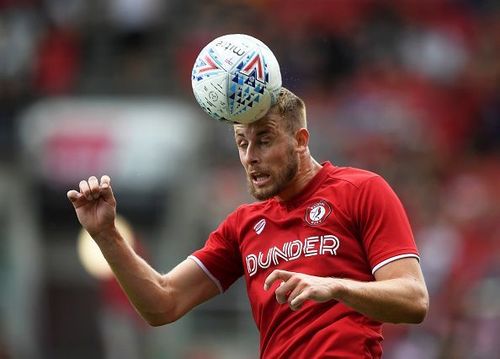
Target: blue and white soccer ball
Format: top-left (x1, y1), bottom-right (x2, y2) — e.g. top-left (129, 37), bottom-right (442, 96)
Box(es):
top-left (191, 34), bottom-right (282, 124)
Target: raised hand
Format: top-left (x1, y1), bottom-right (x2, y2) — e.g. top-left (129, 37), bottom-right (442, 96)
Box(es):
top-left (67, 175), bottom-right (117, 239)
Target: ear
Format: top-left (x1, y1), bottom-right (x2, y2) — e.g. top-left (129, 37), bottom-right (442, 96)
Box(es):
top-left (295, 128), bottom-right (309, 153)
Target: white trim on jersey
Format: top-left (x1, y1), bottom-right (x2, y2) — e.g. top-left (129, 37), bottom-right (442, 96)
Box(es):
top-left (371, 254), bottom-right (420, 275)
top-left (188, 255), bottom-right (224, 294)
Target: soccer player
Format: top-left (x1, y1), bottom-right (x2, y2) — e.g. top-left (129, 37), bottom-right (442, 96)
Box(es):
top-left (68, 87), bottom-right (429, 358)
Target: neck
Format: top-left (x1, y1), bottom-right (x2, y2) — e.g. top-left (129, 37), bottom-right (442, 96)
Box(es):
top-left (276, 155), bottom-right (322, 202)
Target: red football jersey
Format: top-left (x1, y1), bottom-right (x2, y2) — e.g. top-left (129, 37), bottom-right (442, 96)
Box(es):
top-left (190, 162), bottom-right (419, 358)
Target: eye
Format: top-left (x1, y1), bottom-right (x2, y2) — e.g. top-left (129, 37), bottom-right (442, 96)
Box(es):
top-left (259, 137), bottom-right (272, 145)
top-left (237, 140), bottom-right (248, 149)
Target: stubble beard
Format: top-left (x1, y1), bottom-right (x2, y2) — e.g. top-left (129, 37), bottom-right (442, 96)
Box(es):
top-left (247, 146), bottom-right (299, 201)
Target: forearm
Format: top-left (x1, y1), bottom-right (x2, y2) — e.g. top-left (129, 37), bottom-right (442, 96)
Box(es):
top-left (333, 276), bottom-right (428, 324)
top-left (93, 228), bottom-right (174, 326)
top-left (68, 176), bottom-right (217, 324)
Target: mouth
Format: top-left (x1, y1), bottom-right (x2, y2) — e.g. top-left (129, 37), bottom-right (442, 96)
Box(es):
top-left (250, 171), bottom-right (271, 187)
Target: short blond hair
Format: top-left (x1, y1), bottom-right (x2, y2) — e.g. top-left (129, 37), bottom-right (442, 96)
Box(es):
top-left (270, 87), bottom-right (307, 134)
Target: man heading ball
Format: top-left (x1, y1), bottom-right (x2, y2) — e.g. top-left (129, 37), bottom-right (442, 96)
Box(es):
top-left (68, 87), bottom-right (429, 358)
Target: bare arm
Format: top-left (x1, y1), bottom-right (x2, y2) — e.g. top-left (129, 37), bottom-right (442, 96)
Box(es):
top-left (68, 176), bottom-right (219, 326)
top-left (91, 229), bottom-right (219, 326)
top-left (264, 258), bottom-right (429, 324)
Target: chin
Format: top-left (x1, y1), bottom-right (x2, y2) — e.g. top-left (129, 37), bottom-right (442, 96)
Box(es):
top-left (250, 185), bottom-right (278, 201)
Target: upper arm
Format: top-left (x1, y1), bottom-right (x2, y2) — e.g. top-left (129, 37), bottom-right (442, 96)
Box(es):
top-left (373, 257), bottom-right (429, 322)
top-left (373, 257), bottom-right (428, 299)
top-left (374, 257), bottom-right (424, 282)
top-left (163, 258), bottom-right (220, 321)
top-left (355, 176), bottom-right (418, 272)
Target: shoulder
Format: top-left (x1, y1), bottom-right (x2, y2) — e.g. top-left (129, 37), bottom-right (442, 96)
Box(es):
top-left (325, 165), bottom-right (382, 189)
top-left (219, 200), bottom-right (274, 226)
top-left (218, 200), bottom-right (276, 241)
top-left (232, 200), bottom-right (275, 217)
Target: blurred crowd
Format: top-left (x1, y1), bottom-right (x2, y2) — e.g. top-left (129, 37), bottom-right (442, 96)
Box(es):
top-left (0, 0), bottom-right (499, 358)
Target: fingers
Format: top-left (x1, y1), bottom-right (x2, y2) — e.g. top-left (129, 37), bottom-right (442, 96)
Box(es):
top-left (274, 277), bottom-right (300, 304)
top-left (99, 175), bottom-right (114, 201)
top-left (101, 175), bottom-right (111, 188)
top-left (264, 269), bottom-right (293, 291)
top-left (79, 179), bottom-right (92, 200)
top-left (265, 271), bottom-right (332, 311)
top-left (290, 289), bottom-right (310, 311)
top-left (265, 270), bottom-right (304, 307)
top-left (88, 176), bottom-right (100, 199)
top-left (68, 175), bottom-right (113, 204)
top-left (274, 281), bottom-right (289, 304)
top-left (67, 189), bottom-right (82, 203)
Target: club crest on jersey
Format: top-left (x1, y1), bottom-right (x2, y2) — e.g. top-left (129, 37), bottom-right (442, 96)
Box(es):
top-left (305, 200), bottom-right (332, 226)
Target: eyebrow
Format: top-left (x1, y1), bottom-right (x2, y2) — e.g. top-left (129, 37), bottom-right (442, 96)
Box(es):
top-left (256, 129), bottom-right (272, 136)
top-left (235, 128), bottom-right (273, 138)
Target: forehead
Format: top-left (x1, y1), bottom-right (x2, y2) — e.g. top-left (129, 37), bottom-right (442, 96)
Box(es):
top-left (233, 111), bottom-right (283, 136)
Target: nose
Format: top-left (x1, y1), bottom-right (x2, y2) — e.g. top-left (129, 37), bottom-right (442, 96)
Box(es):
top-left (243, 142), bottom-right (260, 166)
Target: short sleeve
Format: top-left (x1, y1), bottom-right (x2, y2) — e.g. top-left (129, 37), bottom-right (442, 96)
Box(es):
top-left (189, 211), bottom-right (244, 292)
top-left (355, 176), bottom-right (419, 274)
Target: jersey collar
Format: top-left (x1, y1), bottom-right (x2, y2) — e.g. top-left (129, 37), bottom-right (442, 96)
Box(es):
top-left (274, 161), bottom-right (334, 210)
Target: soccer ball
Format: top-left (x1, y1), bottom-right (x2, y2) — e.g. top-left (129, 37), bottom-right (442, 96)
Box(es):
top-left (191, 34), bottom-right (282, 124)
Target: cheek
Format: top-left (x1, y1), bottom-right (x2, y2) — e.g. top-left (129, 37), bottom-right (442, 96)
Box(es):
top-left (269, 145), bottom-right (293, 162)
top-left (238, 150), bottom-right (246, 166)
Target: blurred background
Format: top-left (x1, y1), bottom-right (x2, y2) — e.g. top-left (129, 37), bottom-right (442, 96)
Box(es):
top-left (0, 0), bottom-right (499, 358)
